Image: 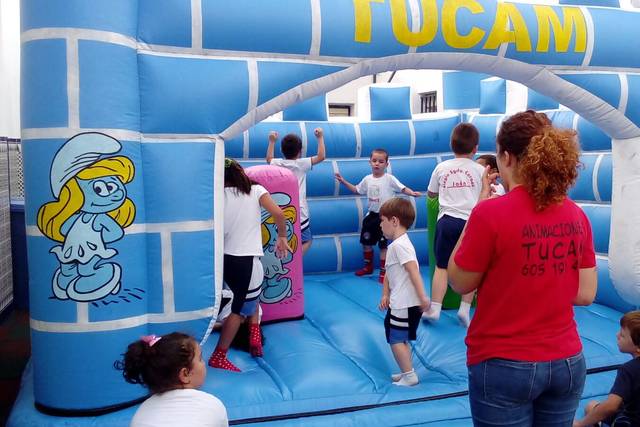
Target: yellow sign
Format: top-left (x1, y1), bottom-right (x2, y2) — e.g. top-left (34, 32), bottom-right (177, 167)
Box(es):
top-left (354, 0), bottom-right (586, 53)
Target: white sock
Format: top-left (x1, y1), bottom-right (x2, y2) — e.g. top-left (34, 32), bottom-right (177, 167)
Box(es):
top-left (457, 302), bottom-right (471, 328)
top-left (422, 302), bottom-right (442, 322)
top-left (393, 370), bottom-right (419, 386)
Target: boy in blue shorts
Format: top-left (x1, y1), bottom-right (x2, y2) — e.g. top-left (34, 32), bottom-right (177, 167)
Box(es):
top-left (378, 198), bottom-right (430, 386)
top-left (574, 310), bottom-right (640, 427)
top-left (423, 123), bottom-right (484, 327)
top-left (267, 128), bottom-right (325, 254)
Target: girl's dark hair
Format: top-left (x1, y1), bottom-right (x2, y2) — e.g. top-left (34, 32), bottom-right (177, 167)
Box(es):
top-left (114, 332), bottom-right (196, 394)
top-left (476, 154), bottom-right (498, 171)
top-left (496, 110), bottom-right (581, 211)
top-left (224, 158), bottom-right (257, 195)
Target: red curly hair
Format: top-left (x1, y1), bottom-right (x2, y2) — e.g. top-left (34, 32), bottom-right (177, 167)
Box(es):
top-left (497, 110), bottom-right (582, 211)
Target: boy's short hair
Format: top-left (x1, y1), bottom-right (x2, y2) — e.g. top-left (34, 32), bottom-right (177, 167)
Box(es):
top-left (370, 148), bottom-right (389, 162)
top-left (477, 154), bottom-right (498, 170)
top-left (281, 134), bottom-right (302, 159)
top-left (380, 198), bottom-right (415, 229)
top-left (451, 123), bottom-right (479, 155)
top-left (620, 310), bottom-right (640, 347)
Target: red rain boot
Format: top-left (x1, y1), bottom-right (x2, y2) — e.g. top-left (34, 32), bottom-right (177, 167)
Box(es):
top-left (355, 250), bottom-right (374, 276)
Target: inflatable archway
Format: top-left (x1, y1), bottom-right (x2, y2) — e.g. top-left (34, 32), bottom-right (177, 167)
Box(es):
top-left (18, 0), bottom-right (640, 417)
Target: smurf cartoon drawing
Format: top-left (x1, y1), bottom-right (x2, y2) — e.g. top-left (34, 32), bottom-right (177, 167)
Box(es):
top-left (259, 193), bottom-right (298, 304)
top-left (37, 132), bottom-right (136, 302)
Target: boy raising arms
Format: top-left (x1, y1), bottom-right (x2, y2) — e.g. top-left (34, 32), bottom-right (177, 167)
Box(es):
top-left (335, 148), bottom-right (420, 283)
top-left (267, 128), bottom-right (325, 254)
top-left (378, 198), bottom-right (430, 386)
top-left (574, 311), bottom-right (640, 427)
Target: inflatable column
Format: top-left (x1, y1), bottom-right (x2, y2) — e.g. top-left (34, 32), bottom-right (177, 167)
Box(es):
top-left (246, 165), bottom-right (304, 322)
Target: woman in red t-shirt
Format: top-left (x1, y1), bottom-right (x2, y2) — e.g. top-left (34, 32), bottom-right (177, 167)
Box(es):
top-left (449, 110), bottom-right (598, 426)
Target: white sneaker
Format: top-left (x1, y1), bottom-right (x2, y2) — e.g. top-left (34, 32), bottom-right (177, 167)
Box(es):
top-left (391, 372), bottom-right (402, 382)
top-left (392, 370), bottom-right (419, 387)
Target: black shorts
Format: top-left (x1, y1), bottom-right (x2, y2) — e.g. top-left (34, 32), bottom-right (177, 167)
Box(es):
top-left (223, 255), bottom-right (263, 316)
top-left (384, 306), bottom-right (422, 344)
top-left (360, 212), bottom-right (388, 249)
top-left (434, 215), bottom-right (466, 269)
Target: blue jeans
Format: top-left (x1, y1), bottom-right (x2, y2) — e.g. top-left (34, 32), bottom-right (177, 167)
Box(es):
top-left (468, 352), bottom-right (586, 427)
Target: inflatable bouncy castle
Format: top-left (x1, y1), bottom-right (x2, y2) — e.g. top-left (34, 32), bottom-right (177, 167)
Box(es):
top-left (9, 0), bottom-right (640, 425)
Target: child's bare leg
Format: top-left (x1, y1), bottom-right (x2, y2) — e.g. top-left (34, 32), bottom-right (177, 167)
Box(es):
top-left (457, 291), bottom-right (475, 328)
top-left (217, 313), bottom-right (244, 350)
top-left (302, 240), bottom-right (312, 255)
top-left (390, 342), bottom-right (419, 386)
top-left (391, 342), bottom-right (413, 373)
top-left (209, 313), bottom-right (244, 371)
top-left (423, 266), bottom-right (446, 322)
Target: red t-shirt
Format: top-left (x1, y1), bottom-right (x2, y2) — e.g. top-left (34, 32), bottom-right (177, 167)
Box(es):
top-left (454, 186), bottom-right (596, 366)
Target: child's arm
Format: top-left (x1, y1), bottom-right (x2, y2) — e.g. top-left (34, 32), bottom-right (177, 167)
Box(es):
top-left (259, 192), bottom-right (291, 258)
top-left (266, 131), bottom-right (278, 164)
top-left (401, 187), bottom-right (421, 197)
top-left (427, 168), bottom-right (439, 199)
top-left (404, 260), bottom-right (430, 312)
top-left (335, 173), bottom-right (360, 195)
top-left (573, 395), bottom-right (623, 427)
top-left (311, 128), bottom-right (326, 165)
top-left (378, 274), bottom-right (390, 311)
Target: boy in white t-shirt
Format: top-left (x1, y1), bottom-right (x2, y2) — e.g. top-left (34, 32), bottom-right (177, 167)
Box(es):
top-left (423, 123), bottom-right (485, 328)
top-left (267, 128), bottom-right (326, 254)
top-left (335, 148), bottom-right (421, 283)
top-left (378, 198), bottom-right (430, 386)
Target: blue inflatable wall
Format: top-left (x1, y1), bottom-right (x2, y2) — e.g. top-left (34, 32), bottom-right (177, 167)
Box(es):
top-left (17, 0), bottom-right (640, 419)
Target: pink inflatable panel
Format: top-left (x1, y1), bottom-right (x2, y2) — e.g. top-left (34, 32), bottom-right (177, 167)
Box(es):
top-left (245, 165), bottom-right (304, 323)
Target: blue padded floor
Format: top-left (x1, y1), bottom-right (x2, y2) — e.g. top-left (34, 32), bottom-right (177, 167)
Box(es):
top-left (8, 272), bottom-right (629, 427)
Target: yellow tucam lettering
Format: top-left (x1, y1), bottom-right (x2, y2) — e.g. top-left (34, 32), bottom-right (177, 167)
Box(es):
top-left (354, 0), bottom-right (385, 43)
top-left (442, 0), bottom-right (486, 49)
top-left (389, 0), bottom-right (439, 47)
top-left (483, 2), bottom-right (532, 52)
top-left (533, 5), bottom-right (586, 53)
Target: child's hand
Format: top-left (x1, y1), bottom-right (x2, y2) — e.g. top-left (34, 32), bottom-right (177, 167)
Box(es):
top-left (480, 165), bottom-right (499, 201)
top-left (268, 131), bottom-right (278, 143)
top-left (334, 173), bottom-right (344, 183)
top-left (275, 236), bottom-right (292, 258)
top-left (419, 296), bottom-right (431, 313)
top-left (314, 127), bottom-right (323, 138)
top-left (410, 190), bottom-right (421, 197)
top-left (378, 295), bottom-right (390, 311)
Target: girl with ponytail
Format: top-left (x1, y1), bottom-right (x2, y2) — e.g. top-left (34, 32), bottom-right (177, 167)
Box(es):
top-left (448, 110), bottom-right (598, 425)
top-left (115, 332), bottom-right (228, 426)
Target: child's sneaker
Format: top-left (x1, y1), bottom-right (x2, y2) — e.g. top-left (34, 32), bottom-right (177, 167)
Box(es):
top-left (393, 370), bottom-right (419, 387)
top-left (391, 372), bottom-right (402, 382)
top-left (208, 348), bottom-right (241, 372)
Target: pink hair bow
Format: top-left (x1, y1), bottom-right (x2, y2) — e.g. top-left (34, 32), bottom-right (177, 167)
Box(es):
top-left (141, 335), bottom-right (161, 347)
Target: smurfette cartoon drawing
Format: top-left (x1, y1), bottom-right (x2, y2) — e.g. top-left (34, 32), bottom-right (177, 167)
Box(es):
top-left (37, 132), bottom-right (136, 302)
top-left (259, 193), bottom-right (298, 304)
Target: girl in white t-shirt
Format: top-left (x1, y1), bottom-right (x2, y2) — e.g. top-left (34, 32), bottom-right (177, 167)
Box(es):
top-left (116, 332), bottom-right (228, 427)
top-left (208, 159), bottom-right (290, 372)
